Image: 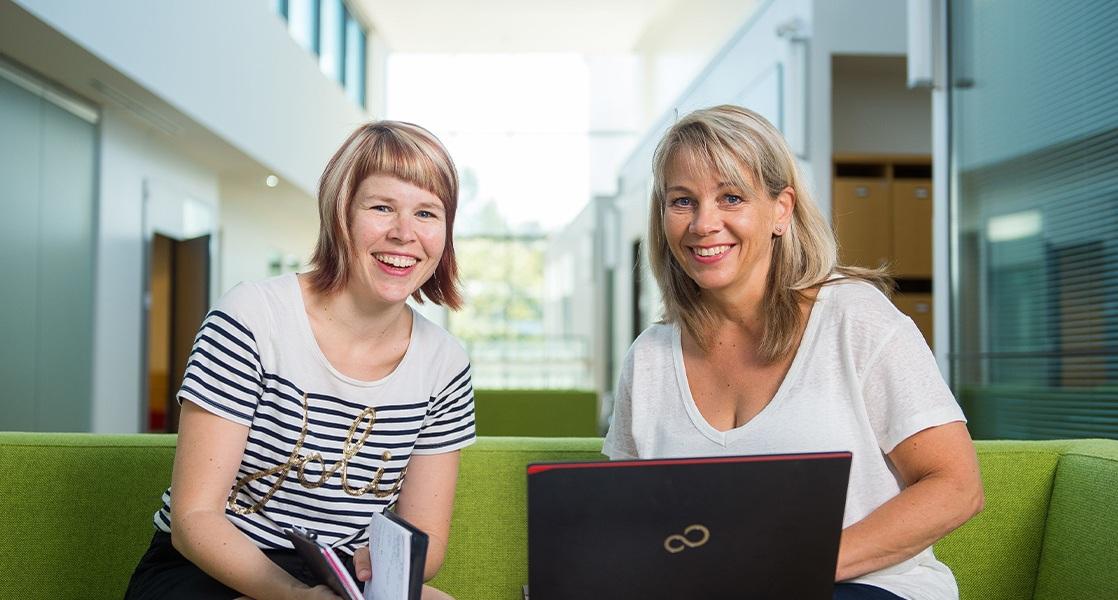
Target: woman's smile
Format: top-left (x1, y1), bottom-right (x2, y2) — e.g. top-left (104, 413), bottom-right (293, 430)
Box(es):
top-left (373, 252), bottom-right (420, 275)
top-left (689, 244), bottom-right (736, 264)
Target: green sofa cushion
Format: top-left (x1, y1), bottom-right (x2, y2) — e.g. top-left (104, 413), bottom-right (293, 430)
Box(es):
top-left (0, 432), bottom-right (176, 599)
top-left (1033, 440), bottom-right (1118, 600)
top-left (429, 436), bottom-right (604, 599)
top-left (473, 390), bottom-right (599, 437)
top-left (934, 441), bottom-right (1067, 600)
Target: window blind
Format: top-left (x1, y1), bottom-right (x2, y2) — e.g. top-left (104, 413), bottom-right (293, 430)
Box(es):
top-left (950, 0), bottom-right (1118, 439)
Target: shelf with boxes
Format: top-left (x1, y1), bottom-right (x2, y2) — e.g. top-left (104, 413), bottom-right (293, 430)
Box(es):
top-left (832, 155), bottom-right (934, 348)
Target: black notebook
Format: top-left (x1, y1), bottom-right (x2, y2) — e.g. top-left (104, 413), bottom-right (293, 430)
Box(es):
top-left (367, 510), bottom-right (428, 600)
top-left (285, 526), bottom-right (363, 600)
top-left (284, 510), bottom-right (428, 600)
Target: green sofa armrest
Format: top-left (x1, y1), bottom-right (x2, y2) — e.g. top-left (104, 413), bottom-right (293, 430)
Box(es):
top-left (0, 432), bottom-right (177, 600)
top-left (934, 440), bottom-right (1069, 599)
top-left (1032, 440), bottom-right (1118, 600)
top-left (935, 439), bottom-right (1118, 600)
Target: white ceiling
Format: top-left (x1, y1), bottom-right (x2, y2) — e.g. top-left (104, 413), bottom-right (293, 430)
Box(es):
top-left (353, 0), bottom-right (682, 53)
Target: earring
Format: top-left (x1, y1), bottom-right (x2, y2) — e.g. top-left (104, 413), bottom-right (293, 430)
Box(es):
top-left (775, 225), bottom-right (784, 235)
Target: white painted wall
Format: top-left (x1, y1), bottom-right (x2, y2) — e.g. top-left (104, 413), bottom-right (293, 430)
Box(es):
top-left (366, 29), bottom-right (390, 121)
top-left (219, 177), bottom-right (319, 294)
top-left (832, 56), bottom-right (931, 155)
top-left (588, 54), bottom-right (642, 197)
top-left (632, 0), bottom-right (764, 129)
top-left (13, 0), bottom-right (368, 197)
top-left (91, 110), bottom-right (220, 433)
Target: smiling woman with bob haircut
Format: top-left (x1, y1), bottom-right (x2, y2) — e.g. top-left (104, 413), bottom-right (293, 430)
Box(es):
top-left (125, 121), bottom-right (473, 600)
top-left (604, 105), bottom-right (984, 600)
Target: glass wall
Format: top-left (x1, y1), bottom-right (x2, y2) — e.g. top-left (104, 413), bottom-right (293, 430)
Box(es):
top-left (387, 54), bottom-right (597, 390)
top-left (0, 61), bottom-right (97, 431)
top-left (949, 0), bottom-right (1118, 438)
top-left (451, 235), bottom-right (590, 389)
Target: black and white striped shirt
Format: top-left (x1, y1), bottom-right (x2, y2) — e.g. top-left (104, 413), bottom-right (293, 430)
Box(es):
top-left (153, 274), bottom-right (475, 555)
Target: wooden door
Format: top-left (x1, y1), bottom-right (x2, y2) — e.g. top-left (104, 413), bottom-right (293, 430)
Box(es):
top-left (167, 234), bottom-right (211, 433)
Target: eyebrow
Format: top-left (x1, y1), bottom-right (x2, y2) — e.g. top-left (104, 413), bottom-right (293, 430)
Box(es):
top-left (361, 194), bottom-right (443, 211)
top-left (665, 182), bottom-right (738, 194)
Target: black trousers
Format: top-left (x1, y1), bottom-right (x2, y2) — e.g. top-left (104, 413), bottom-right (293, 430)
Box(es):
top-left (124, 531), bottom-right (358, 599)
top-left (833, 582), bottom-right (905, 600)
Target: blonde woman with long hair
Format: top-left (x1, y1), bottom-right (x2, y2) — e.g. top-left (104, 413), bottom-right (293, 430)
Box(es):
top-left (604, 105), bottom-right (983, 600)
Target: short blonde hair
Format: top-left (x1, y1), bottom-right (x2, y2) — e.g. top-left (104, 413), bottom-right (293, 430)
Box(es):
top-left (308, 121), bottom-right (462, 310)
top-left (648, 105), bottom-right (888, 362)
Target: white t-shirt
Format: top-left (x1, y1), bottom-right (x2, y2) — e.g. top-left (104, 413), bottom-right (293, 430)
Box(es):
top-left (153, 273), bottom-right (476, 556)
top-left (603, 279), bottom-right (965, 600)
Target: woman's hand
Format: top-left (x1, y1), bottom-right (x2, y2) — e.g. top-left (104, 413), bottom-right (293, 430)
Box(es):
top-left (354, 545), bottom-right (372, 582)
top-left (299, 584), bottom-right (343, 600)
top-left (354, 544), bottom-right (456, 599)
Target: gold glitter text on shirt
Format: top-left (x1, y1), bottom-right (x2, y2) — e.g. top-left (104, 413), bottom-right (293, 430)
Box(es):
top-left (226, 392), bottom-right (406, 515)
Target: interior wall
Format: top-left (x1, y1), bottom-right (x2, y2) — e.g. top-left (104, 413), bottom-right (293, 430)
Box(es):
top-left (832, 55), bottom-right (931, 155)
top-left (807, 0), bottom-right (909, 228)
top-left (91, 109), bottom-right (219, 433)
top-left (632, 0), bottom-right (763, 130)
top-left (218, 176), bottom-right (319, 294)
top-left (13, 0), bottom-right (368, 197)
top-left (588, 54), bottom-right (641, 198)
top-left (2, 1), bottom-right (380, 433)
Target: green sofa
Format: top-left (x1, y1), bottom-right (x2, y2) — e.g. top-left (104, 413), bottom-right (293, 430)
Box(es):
top-left (1, 433), bottom-right (1115, 599)
top-left (473, 389), bottom-right (599, 437)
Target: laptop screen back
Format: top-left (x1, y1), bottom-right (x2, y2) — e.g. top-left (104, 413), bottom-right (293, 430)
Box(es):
top-left (527, 452), bottom-right (851, 600)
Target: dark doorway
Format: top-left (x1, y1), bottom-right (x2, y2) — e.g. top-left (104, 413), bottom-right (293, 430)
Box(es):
top-left (146, 233), bottom-right (210, 432)
top-left (631, 239), bottom-right (644, 343)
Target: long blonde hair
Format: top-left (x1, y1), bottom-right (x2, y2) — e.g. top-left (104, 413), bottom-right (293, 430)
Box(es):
top-left (648, 105), bottom-right (890, 362)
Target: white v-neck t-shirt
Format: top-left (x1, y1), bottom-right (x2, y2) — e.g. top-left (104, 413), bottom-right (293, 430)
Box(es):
top-left (603, 279), bottom-right (965, 600)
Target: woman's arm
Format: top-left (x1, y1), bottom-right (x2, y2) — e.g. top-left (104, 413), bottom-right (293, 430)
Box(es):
top-left (603, 346), bottom-right (639, 460)
top-left (170, 401), bottom-right (337, 600)
top-left (834, 421), bottom-right (984, 581)
top-left (389, 450), bottom-right (462, 581)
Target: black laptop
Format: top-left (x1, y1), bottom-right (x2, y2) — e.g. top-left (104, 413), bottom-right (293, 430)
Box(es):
top-left (527, 452), bottom-right (851, 600)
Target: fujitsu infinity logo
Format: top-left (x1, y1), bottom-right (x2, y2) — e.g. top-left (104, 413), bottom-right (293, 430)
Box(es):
top-left (663, 524), bottom-right (710, 553)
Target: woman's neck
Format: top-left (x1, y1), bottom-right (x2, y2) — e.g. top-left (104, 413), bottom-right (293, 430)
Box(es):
top-left (300, 274), bottom-right (411, 345)
top-left (702, 277), bottom-right (768, 338)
